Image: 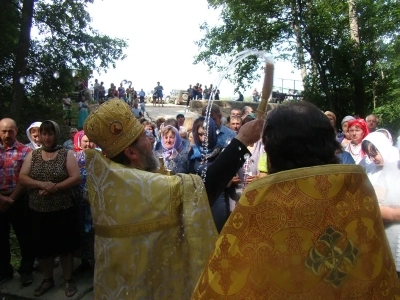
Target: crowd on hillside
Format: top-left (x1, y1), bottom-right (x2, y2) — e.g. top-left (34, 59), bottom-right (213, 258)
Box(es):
top-left (90, 80), bottom-right (167, 108)
top-left (86, 78), bottom-right (298, 112)
top-left (2, 98), bottom-right (400, 298)
top-left (89, 79), bottom-right (147, 105)
top-left (89, 80), bottom-right (223, 106)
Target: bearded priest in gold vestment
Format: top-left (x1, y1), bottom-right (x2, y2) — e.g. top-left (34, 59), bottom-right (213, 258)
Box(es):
top-left (83, 99), bottom-right (264, 299)
top-left (192, 102), bottom-right (400, 299)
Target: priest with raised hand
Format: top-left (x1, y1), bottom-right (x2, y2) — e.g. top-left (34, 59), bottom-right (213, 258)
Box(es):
top-left (83, 99), bottom-right (263, 299)
top-left (192, 101), bottom-right (400, 299)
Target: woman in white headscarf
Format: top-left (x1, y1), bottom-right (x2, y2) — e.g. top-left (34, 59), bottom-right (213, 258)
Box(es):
top-left (362, 131), bottom-right (400, 274)
top-left (362, 132), bottom-right (399, 185)
top-left (26, 122), bottom-right (42, 150)
top-left (376, 128), bottom-right (394, 145)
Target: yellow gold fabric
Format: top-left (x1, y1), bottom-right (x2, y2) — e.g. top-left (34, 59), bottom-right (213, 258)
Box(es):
top-left (257, 152), bottom-right (268, 174)
top-left (192, 164), bottom-right (400, 299)
top-left (84, 99), bottom-right (144, 158)
top-left (85, 149), bottom-right (218, 300)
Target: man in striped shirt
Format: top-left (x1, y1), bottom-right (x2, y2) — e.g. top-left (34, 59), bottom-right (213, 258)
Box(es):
top-left (0, 118), bottom-right (34, 286)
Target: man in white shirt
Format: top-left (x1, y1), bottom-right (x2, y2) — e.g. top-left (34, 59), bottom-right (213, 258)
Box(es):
top-left (93, 79), bottom-right (100, 101)
top-left (366, 114), bottom-right (378, 132)
top-left (131, 102), bottom-right (143, 119)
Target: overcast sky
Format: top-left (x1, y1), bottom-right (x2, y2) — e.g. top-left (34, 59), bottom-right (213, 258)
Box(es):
top-left (88, 0), bottom-right (303, 97)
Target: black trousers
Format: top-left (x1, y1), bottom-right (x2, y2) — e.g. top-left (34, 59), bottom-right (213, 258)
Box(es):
top-left (0, 192), bottom-right (34, 275)
top-left (210, 191), bottom-right (231, 233)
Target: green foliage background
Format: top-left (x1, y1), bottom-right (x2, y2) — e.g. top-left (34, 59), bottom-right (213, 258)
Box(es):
top-left (194, 0), bottom-right (400, 133)
top-left (0, 0), bottom-right (126, 265)
top-left (0, 0), bottom-right (127, 127)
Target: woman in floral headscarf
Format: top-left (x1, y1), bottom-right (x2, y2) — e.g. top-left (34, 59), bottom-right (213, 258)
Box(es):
top-left (344, 118), bottom-right (369, 164)
top-left (159, 125), bottom-right (189, 174)
top-left (73, 131), bottom-right (95, 274)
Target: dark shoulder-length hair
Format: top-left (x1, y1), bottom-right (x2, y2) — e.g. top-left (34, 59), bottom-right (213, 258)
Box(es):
top-left (192, 117), bottom-right (217, 149)
top-left (361, 140), bottom-right (377, 156)
top-left (40, 120), bottom-right (56, 134)
top-left (262, 101), bottom-right (341, 174)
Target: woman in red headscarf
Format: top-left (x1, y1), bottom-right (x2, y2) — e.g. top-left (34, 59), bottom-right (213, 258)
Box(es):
top-left (73, 131), bottom-right (95, 274)
top-left (344, 119), bottom-right (369, 164)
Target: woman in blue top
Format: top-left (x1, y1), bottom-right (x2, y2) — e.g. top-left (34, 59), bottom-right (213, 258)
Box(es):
top-left (189, 117), bottom-right (229, 232)
top-left (77, 97), bottom-right (89, 129)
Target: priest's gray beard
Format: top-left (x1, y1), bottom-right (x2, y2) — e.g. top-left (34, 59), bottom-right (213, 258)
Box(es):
top-left (139, 148), bottom-right (159, 172)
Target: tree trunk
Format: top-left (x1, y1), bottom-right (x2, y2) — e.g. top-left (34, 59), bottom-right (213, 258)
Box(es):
top-left (348, 0), bottom-right (360, 45)
top-left (10, 0), bottom-right (34, 124)
top-left (291, 0), bottom-right (307, 82)
top-left (318, 66), bottom-right (335, 112)
top-left (353, 73), bottom-right (365, 117)
top-left (306, 29), bottom-right (335, 112)
top-left (293, 24), bottom-right (307, 82)
top-left (348, 0), bottom-right (365, 117)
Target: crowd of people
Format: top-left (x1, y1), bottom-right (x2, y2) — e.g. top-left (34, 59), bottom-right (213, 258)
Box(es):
top-left (0, 119), bottom-right (95, 297)
top-left (94, 81), bottom-right (224, 109)
top-left (90, 79), bottom-right (149, 107)
top-left (89, 78), bottom-right (272, 114)
top-left (2, 98), bottom-right (400, 298)
top-left (186, 83), bottom-right (220, 101)
top-left (61, 93), bottom-right (89, 130)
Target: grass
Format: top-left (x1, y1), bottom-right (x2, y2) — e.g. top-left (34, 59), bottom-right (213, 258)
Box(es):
top-left (10, 229), bottom-right (21, 270)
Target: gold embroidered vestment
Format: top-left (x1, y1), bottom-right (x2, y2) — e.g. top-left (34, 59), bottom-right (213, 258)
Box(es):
top-left (192, 164), bottom-right (400, 299)
top-left (85, 150), bottom-right (218, 299)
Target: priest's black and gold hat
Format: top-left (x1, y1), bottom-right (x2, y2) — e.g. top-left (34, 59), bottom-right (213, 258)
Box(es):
top-left (84, 99), bottom-right (144, 158)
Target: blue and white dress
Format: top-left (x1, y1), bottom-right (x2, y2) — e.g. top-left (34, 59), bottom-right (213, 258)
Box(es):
top-left (78, 101), bottom-right (89, 128)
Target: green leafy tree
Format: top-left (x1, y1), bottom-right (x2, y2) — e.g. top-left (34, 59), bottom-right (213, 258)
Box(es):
top-left (195, 0), bottom-right (400, 120)
top-left (373, 36), bottom-right (400, 134)
top-left (0, 0), bottom-right (20, 108)
top-left (1, 0), bottom-right (128, 123)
